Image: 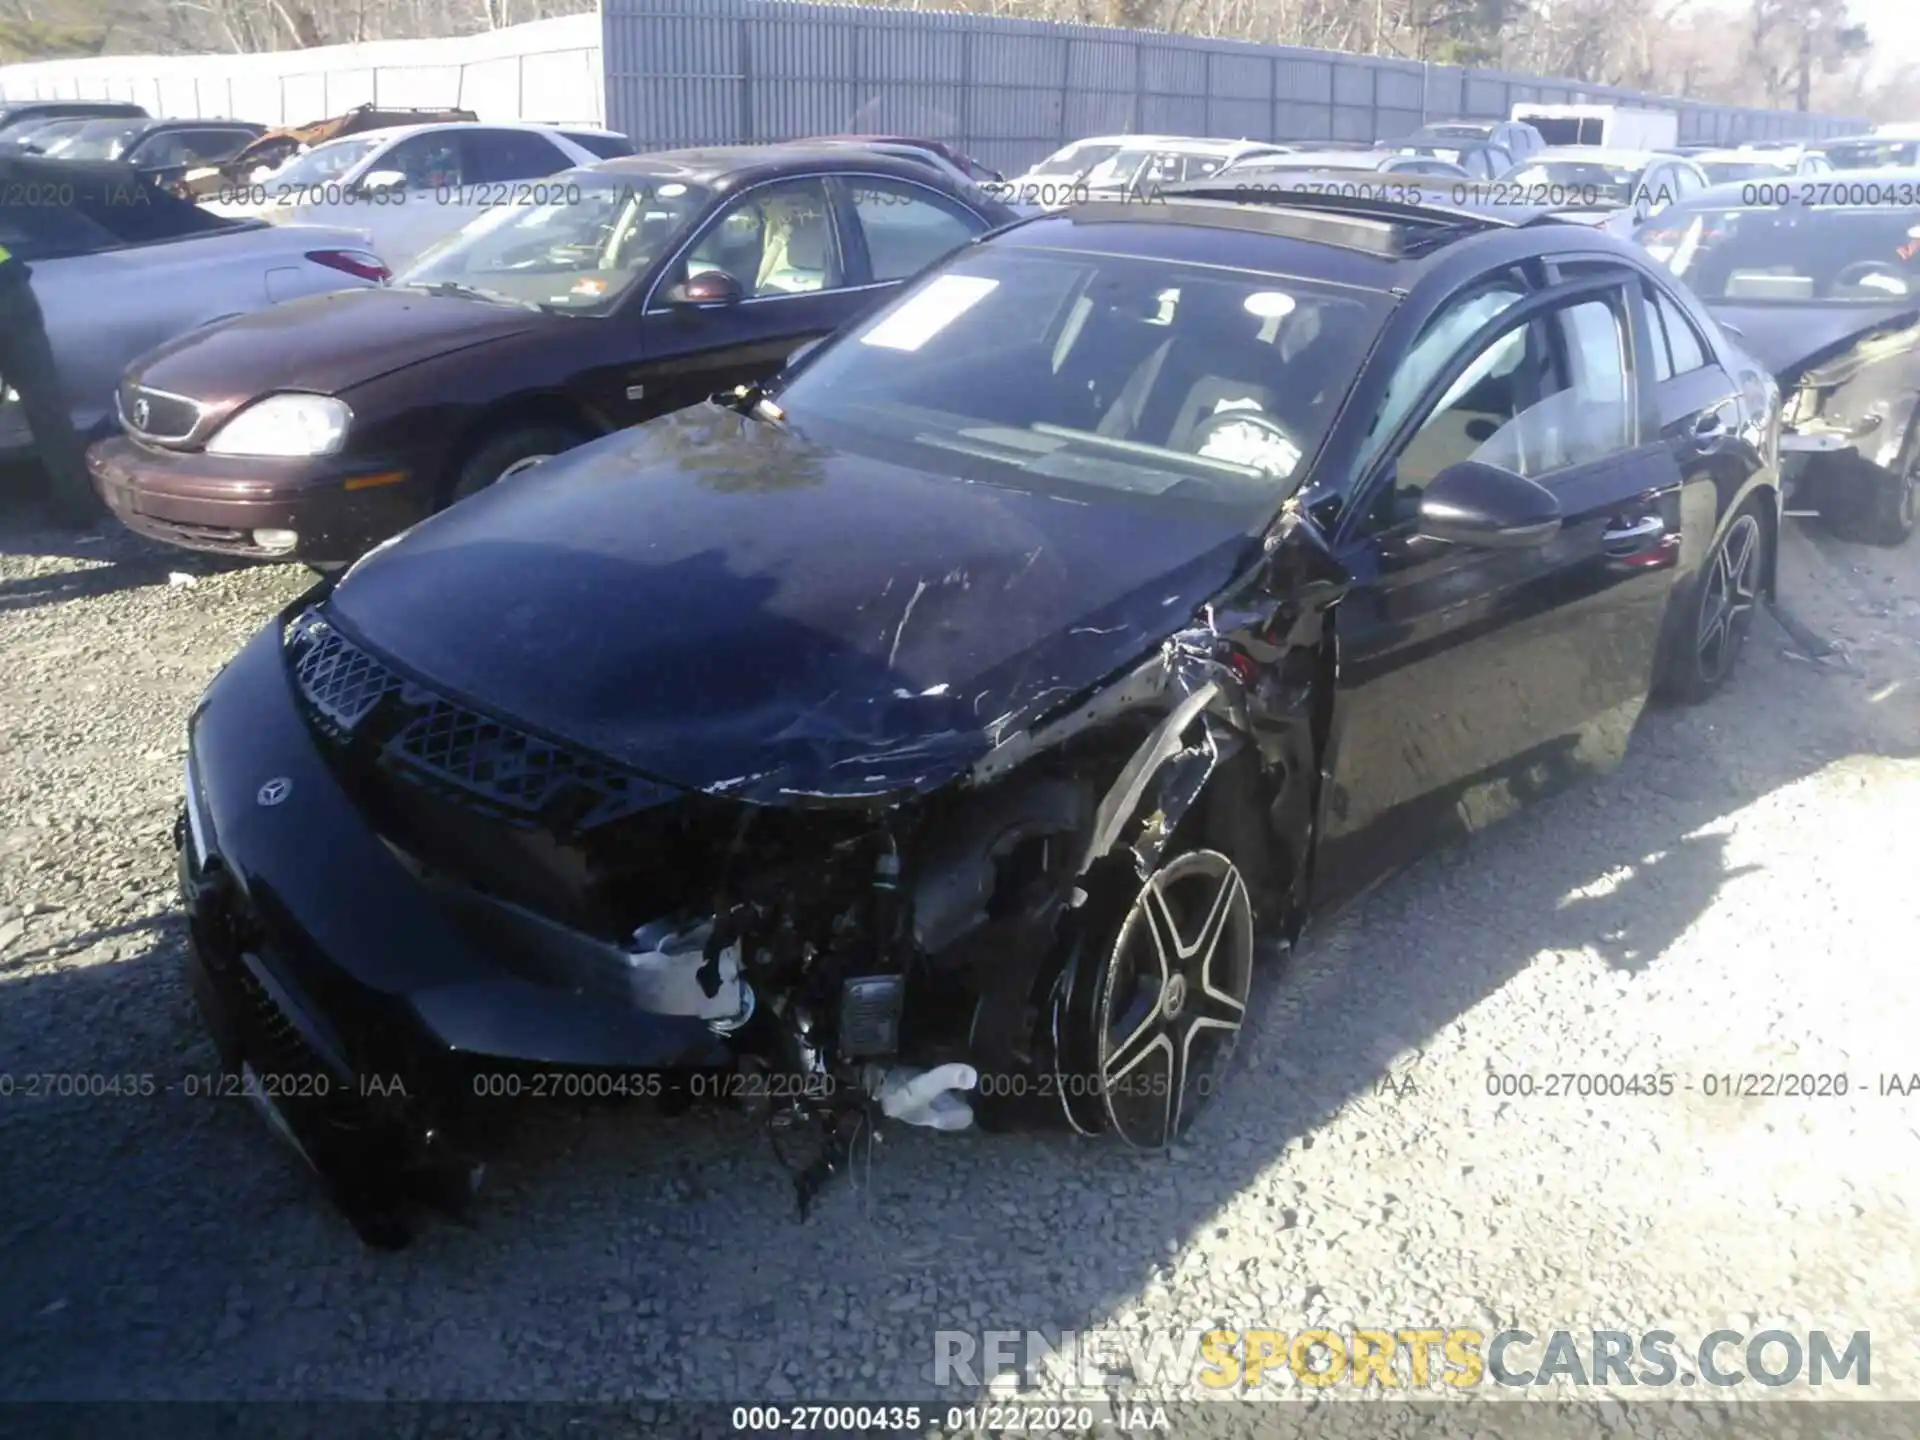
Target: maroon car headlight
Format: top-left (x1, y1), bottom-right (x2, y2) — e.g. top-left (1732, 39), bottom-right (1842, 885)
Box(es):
top-left (205, 393), bottom-right (352, 458)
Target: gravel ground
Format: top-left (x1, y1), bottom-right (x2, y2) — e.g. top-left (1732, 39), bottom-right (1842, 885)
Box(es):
top-left (2, 482), bottom-right (1918, 1423)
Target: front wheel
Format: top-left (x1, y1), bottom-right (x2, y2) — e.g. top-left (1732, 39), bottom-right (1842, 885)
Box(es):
top-left (445, 423), bottom-right (587, 507)
top-left (1053, 848), bottom-right (1256, 1148)
top-left (1660, 502), bottom-right (1769, 705)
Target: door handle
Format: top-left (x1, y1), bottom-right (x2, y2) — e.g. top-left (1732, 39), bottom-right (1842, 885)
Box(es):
top-left (1602, 515), bottom-right (1666, 550)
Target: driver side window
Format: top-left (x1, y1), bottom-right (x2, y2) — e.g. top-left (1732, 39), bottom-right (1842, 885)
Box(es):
top-left (1394, 318), bottom-right (1546, 492)
top-left (665, 178), bottom-right (843, 300)
top-left (376, 133), bottom-right (463, 191)
top-left (1375, 292), bottom-right (1635, 522)
top-left (1357, 276), bottom-right (1527, 475)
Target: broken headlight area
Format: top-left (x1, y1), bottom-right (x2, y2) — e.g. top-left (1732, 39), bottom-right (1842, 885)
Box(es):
top-left (276, 604), bottom-right (1159, 1216)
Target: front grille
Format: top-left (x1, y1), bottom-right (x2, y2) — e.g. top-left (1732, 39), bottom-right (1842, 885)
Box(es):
top-left (292, 618), bottom-right (401, 730)
top-left (285, 607), bottom-right (676, 834)
top-left (118, 379), bottom-right (203, 445)
top-left (192, 915), bottom-right (375, 1131)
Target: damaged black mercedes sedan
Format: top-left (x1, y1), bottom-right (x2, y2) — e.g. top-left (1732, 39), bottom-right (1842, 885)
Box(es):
top-left (1637, 176), bottom-right (1920, 545)
top-left (178, 189), bottom-right (1781, 1245)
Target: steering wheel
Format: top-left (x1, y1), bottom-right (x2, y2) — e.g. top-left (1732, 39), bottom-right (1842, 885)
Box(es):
top-left (494, 238), bottom-right (596, 273)
top-left (1179, 408), bottom-right (1304, 480)
top-left (1833, 260), bottom-right (1909, 293)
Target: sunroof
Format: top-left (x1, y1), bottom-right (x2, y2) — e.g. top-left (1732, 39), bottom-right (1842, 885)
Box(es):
top-left (1083, 188), bottom-right (1508, 257)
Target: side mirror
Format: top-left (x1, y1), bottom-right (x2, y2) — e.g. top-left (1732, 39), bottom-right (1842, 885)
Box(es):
top-left (358, 169), bottom-right (407, 194)
top-left (663, 270), bottom-right (744, 309)
top-left (786, 336), bottom-right (824, 369)
top-left (1417, 460), bottom-right (1561, 549)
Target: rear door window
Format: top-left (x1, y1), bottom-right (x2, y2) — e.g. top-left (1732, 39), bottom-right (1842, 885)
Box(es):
top-left (563, 131), bottom-right (633, 160)
top-left (461, 130), bottom-right (571, 184)
top-left (845, 177), bottom-right (986, 283)
top-left (133, 128), bottom-right (255, 168)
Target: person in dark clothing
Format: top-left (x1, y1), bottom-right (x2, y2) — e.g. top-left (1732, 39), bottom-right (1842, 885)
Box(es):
top-left (0, 153), bottom-right (201, 528)
top-left (0, 239), bottom-right (98, 527)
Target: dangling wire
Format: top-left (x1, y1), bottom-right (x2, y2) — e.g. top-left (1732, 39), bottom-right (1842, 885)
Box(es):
top-left (844, 1108), bottom-right (881, 1218)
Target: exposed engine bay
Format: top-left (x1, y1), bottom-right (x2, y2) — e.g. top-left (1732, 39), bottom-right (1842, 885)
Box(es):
top-left (273, 568), bottom-right (1324, 1228)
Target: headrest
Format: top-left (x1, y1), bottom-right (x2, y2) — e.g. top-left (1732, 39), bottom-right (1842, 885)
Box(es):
top-left (785, 219), bottom-right (827, 269)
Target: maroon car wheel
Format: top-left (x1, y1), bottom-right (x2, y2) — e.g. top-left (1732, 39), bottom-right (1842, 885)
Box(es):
top-left (445, 423), bottom-right (588, 506)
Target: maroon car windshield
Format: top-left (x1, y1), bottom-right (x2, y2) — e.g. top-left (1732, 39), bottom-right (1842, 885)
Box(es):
top-left (398, 174), bottom-right (712, 311)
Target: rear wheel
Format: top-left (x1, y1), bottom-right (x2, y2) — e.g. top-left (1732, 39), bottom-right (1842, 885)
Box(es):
top-left (1827, 451), bottom-right (1918, 548)
top-left (445, 423), bottom-right (587, 507)
top-left (1661, 502), bottom-right (1768, 705)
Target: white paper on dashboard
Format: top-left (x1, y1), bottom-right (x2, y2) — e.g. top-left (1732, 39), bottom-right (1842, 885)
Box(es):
top-left (861, 274), bottom-right (1001, 351)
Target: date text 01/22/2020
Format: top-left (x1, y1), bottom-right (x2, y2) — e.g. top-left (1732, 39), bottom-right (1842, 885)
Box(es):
top-left (1480, 1071), bottom-right (1917, 1099)
top-left (466, 1069), bottom-right (837, 1101)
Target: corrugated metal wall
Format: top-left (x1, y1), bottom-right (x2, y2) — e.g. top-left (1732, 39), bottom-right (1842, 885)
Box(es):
top-left (603, 0), bottom-right (1866, 172)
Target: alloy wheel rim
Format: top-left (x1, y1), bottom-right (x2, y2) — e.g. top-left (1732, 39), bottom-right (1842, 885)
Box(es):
top-left (1095, 849), bottom-right (1255, 1148)
top-left (1697, 513), bottom-right (1761, 684)
top-left (497, 454), bottom-right (553, 481)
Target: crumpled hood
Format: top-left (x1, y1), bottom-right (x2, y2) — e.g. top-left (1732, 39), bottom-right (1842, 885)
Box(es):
top-left (1706, 300), bottom-right (1920, 386)
top-left (130, 285), bottom-right (544, 401)
top-left (327, 403), bottom-right (1258, 802)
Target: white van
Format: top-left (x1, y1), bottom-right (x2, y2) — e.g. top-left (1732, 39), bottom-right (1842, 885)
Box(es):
top-left (1511, 104), bottom-right (1679, 152)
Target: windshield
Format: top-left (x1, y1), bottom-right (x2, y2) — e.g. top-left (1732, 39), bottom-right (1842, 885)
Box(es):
top-left (46, 119), bottom-right (145, 161)
top-left (1698, 159), bottom-right (1792, 184)
top-left (11, 119), bottom-right (88, 153)
top-left (770, 246), bottom-right (1392, 517)
top-left (1029, 142), bottom-right (1122, 179)
top-left (1822, 139), bottom-right (1920, 170)
top-left (264, 136), bottom-right (383, 187)
top-left (399, 174), bottom-right (712, 311)
top-left (1500, 158), bottom-right (1647, 205)
top-left (1082, 148), bottom-right (1154, 188)
top-left (1636, 205), bottom-right (1920, 302)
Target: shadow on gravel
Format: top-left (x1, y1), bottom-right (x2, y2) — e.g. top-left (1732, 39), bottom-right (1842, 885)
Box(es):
top-left (0, 485), bottom-right (260, 615)
top-left (0, 913), bottom-right (180, 977)
top-left (3, 524), bottom-right (1918, 1402)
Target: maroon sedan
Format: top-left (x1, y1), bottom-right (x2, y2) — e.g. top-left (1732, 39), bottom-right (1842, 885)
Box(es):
top-left (90, 143), bottom-right (1012, 565)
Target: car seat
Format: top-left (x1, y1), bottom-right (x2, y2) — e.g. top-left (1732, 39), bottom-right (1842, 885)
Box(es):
top-left (756, 202), bottom-right (834, 295)
top-left (1096, 285), bottom-right (1285, 449)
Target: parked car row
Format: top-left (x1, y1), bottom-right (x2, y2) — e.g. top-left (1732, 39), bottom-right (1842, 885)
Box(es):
top-left (0, 154), bottom-right (389, 465)
top-left (197, 118), bottom-right (636, 273)
top-left (90, 144), bottom-right (1016, 563)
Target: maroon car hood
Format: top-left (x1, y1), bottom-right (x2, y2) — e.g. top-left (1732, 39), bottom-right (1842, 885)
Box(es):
top-left (127, 286), bottom-right (547, 405)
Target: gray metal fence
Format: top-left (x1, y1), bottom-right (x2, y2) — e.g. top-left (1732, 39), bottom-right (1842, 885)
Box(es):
top-left (603, 0), bottom-right (1865, 174)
